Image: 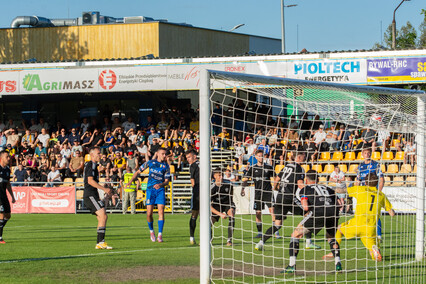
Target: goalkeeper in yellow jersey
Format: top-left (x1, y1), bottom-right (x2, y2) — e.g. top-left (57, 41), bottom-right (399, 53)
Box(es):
top-left (334, 172), bottom-right (395, 261)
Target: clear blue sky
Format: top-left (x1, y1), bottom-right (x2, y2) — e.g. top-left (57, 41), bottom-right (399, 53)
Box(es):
top-left (0, 0), bottom-right (424, 53)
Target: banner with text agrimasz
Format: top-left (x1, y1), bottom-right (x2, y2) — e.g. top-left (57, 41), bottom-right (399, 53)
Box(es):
top-left (367, 57), bottom-right (426, 84)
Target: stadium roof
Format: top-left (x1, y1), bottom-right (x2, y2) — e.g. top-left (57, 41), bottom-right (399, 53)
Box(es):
top-left (1, 47), bottom-right (425, 66)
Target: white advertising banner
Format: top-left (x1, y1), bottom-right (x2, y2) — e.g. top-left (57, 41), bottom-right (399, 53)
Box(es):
top-left (287, 59), bottom-right (367, 84)
top-left (0, 70), bottom-right (19, 95)
top-left (382, 186), bottom-right (425, 213)
top-left (0, 58), bottom-right (369, 95)
top-left (233, 185), bottom-right (424, 215)
top-left (101, 66), bottom-right (167, 91)
top-left (19, 68), bottom-right (99, 94)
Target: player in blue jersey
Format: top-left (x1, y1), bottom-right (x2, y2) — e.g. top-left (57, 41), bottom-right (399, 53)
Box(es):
top-left (356, 148), bottom-right (384, 240)
top-left (127, 148), bottom-right (170, 242)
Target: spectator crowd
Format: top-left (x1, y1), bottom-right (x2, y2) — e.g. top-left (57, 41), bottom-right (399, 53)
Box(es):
top-left (0, 100), bottom-right (416, 188)
top-left (0, 104), bottom-right (200, 186)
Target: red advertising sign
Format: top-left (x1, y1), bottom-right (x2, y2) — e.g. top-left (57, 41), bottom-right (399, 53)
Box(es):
top-left (99, 69), bottom-right (117, 90)
top-left (9, 187), bottom-right (76, 214)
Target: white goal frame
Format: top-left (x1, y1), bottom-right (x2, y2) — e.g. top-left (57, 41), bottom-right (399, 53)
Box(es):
top-left (199, 69), bottom-right (426, 283)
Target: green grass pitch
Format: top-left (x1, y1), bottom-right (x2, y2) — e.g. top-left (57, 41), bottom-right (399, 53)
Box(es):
top-left (0, 214), bottom-right (424, 283)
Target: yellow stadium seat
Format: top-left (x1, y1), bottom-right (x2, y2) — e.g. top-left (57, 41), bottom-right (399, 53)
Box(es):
top-left (142, 168), bottom-right (149, 175)
top-left (413, 165), bottom-right (417, 173)
top-left (379, 164), bottom-right (386, 174)
top-left (406, 176), bottom-right (416, 186)
top-left (323, 164), bottom-right (335, 174)
top-left (318, 152), bottom-right (331, 162)
top-left (63, 178), bottom-right (74, 185)
top-left (400, 164), bottom-right (412, 174)
top-left (394, 151), bottom-right (404, 161)
top-left (344, 152), bottom-right (356, 161)
top-left (84, 154), bottom-right (91, 162)
top-left (311, 164), bottom-right (323, 173)
top-left (99, 177), bottom-right (107, 184)
top-left (384, 176), bottom-right (392, 186)
top-left (382, 151), bottom-right (394, 161)
top-left (76, 190), bottom-right (84, 199)
top-left (328, 181), bottom-right (336, 187)
top-left (391, 139), bottom-right (400, 148)
top-left (170, 165), bottom-right (175, 174)
top-left (75, 178), bottom-right (84, 188)
top-left (301, 164), bottom-right (310, 173)
top-left (275, 164), bottom-right (285, 174)
top-left (372, 152), bottom-right (381, 161)
top-left (338, 164), bottom-right (348, 173)
top-left (392, 176), bottom-right (404, 187)
top-left (318, 176), bottom-right (327, 185)
top-left (348, 164), bottom-right (359, 174)
top-left (137, 189), bottom-right (145, 199)
top-left (386, 164), bottom-right (399, 174)
top-left (331, 151), bottom-right (343, 161)
top-left (355, 152), bottom-right (363, 161)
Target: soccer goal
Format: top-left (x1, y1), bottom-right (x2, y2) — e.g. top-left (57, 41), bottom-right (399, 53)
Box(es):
top-left (199, 70), bottom-right (426, 283)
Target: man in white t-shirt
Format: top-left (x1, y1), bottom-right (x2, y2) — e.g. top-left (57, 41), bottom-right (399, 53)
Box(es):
top-left (122, 117), bottom-right (136, 133)
top-left (377, 128), bottom-right (390, 152)
top-left (243, 139), bottom-right (257, 162)
top-left (329, 167), bottom-right (346, 215)
top-left (313, 124), bottom-right (327, 151)
top-left (46, 165), bottom-right (61, 187)
top-left (60, 143), bottom-right (72, 159)
top-left (80, 118), bottom-right (90, 134)
top-left (35, 128), bottom-right (50, 148)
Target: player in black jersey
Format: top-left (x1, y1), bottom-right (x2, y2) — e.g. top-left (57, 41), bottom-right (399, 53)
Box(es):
top-left (185, 149), bottom-right (200, 245)
top-left (211, 168), bottom-right (235, 246)
top-left (0, 151), bottom-right (15, 244)
top-left (256, 152), bottom-right (319, 250)
top-left (242, 150), bottom-right (280, 238)
top-left (283, 170), bottom-right (341, 274)
top-left (84, 147), bottom-right (114, 250)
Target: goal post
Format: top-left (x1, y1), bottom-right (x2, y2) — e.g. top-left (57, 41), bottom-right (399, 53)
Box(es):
top-left (199, 69), bottom-right (426, 283)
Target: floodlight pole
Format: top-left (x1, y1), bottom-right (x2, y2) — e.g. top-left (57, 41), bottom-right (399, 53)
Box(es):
top-left (416, 96), bottom-right (425, 261)
top-left (281, 0), bottom-right (298, 54)
top-left (281, 0), bottom-right (286, 53)
top-left (392, 0), bottom-right (409, 49)
top-left (199, 69), bottom-right (212, 283)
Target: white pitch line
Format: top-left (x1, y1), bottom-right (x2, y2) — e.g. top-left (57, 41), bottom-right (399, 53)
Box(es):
top-left (0, 246), bottom-right (198, 264)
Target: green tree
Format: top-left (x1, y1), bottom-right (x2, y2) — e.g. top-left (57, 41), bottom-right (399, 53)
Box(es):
top-left (398, 21), bottom-right (417, 48)
top-left (419, 9), bottom-right (426, 48)
top-left (374, 21), bottom-right (417, 49)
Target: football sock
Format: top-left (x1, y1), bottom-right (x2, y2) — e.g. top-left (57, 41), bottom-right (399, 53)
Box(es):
top-left (262, 224), bottom-right (281, 243)
top-left (335, 230), bottom-right (342, 245)
top-left (0, 219), bottom-right (8, 239)
top-left (189, 217), bottom-right (197, 238)
top-left (289, 256), bottom-right (296, 267)
top-left (256, 222), bottom-right (262, 233)
top-left (289, 237), bottom-right (300, 258)
top-left (97, 227), bottom-right (106, 243)
top-left (305, 231), bottom-right (312, 245)
top-left (228, 217), bottom-right (235, 240)
top-left (158, 220), bottom-right (164, 234)
top-left (148, 221), bottom-right (154, 232)
top-left (377, 218), bottom-right (382, 237)
top-left (329, 239), bottom-right (341, 259)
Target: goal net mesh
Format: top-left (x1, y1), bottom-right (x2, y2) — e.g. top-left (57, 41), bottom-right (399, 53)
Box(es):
top-left (206, 71), bottom-right (425, 283)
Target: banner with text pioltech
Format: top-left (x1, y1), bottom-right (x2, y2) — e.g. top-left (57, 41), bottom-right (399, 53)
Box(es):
top-left (10, 187), bottom-right (76, 214)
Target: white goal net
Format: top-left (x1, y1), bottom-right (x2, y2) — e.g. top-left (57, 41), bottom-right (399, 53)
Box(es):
top-left (199, 70), bottom-right (426, 283)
